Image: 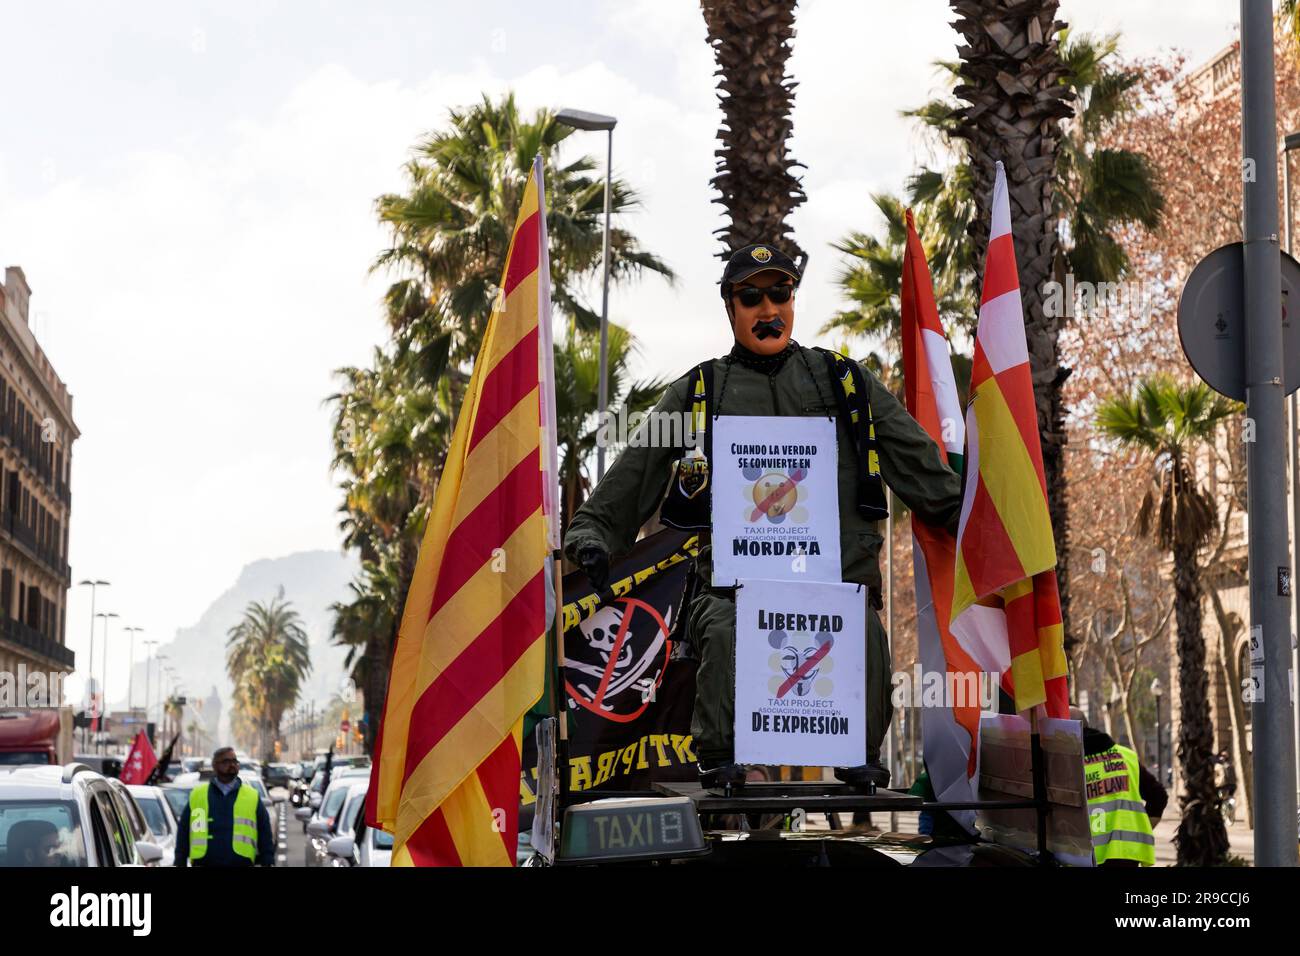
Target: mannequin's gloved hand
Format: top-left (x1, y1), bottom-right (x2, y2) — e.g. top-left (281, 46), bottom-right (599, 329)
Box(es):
top-left (576, 545), bottom-right (610, 592)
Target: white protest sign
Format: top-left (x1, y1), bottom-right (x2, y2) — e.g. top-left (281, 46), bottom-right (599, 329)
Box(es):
top-left (735, 578), bottom-right (866, 767)
top-left (710, 415), bottom-right (841, 586)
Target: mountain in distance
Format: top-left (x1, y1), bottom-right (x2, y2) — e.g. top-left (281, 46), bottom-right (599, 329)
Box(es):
top-left (126, 549), bottom-right (361, 741)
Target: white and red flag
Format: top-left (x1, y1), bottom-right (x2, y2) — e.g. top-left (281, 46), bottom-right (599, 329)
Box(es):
top-left (900, 208), bottom-right (981, 829)
top-left (949, 162), bottom-right (1068, 717)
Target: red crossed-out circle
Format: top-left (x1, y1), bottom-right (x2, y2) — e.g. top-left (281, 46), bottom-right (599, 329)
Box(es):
top-left (565, 596), bottom-right (672, 724)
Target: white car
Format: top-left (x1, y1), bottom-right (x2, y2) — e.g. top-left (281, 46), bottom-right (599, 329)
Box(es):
top-left (127, 784), bottom-right (179, 866)
top-left (0, 763), bottom-right (162, 867)
top-left (325, 781), bottom-right (392, 868)
top-left (300, 769), bottom-right (369, 866)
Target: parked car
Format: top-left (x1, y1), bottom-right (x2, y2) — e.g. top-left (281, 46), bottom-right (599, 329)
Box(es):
top-left (126, 784), bottom-right (178, 866)
top-left (298, 769), bottom-right (368, 861)
top-left (105, 778), bottom-right (169, 868)
top-left (0, 763), bottom-right (163, 866)
top-left (159, 780), bottom-right (195, 820)
top-left (318, 782), bottom-right (369, 868)
top-left (263, 763), bottom-right (293, 789)
top-left (72, 754), bottom-right (122, 779)
top-left (324, 781), bottom-right (391, 868)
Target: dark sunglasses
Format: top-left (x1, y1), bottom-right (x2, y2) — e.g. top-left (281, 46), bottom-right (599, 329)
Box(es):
top-left (732, 284), bottom-right (794, 307)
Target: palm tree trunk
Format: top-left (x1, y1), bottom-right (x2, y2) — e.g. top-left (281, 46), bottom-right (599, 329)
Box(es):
top-left (359, 538), bottom-right (416, 756)
top-left (1171, 541), bottom-right (1230, 865)
top-left (362, 628), bottom-right (389, 756)
top-left (700, 0), bottom-right (806, 258)
top-left (949, 0), bottom-right (1076, 652)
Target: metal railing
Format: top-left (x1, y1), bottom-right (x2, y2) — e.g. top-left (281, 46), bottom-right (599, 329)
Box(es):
top-left (0, 511), bottom-right (70, 581)
top-left (0, 615), bottom-right (74, 668)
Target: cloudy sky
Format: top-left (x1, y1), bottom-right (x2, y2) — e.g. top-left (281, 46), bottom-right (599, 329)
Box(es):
top-left (0, 1), bottom-right (1242, 702)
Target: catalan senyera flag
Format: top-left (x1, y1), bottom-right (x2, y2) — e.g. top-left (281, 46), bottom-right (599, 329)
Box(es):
top-left (899, 209), bottom-right (981, 828)
top-left (367, 155), bottom-right (554, 865)
top-left (949, 162), bottom-right (1068, 718)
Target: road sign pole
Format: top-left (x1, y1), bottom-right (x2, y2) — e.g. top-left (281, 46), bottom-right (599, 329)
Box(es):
top-left (1241, 0), bottom-right (1298, 867)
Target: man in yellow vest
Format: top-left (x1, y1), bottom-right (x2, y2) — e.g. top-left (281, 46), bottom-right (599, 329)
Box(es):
top-left (174, 747), bottom-right (274, 867)
top-left (1074, 708), bottom-right (1167, 867)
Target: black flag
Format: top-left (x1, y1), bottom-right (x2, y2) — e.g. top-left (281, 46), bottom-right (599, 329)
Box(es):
top-left (145, 733), bottom-right (181, 785)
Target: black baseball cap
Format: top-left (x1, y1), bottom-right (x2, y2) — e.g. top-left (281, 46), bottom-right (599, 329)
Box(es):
top-left (720, 243), bottom-right (801, 297)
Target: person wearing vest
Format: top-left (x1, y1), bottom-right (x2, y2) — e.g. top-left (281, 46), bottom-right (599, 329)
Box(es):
top-left (1074, 708), bottom-right (1167, 867)
top-left (563, 243), bottom-right (963, 791)
top-left (174, 747), bottom-right (275, 867)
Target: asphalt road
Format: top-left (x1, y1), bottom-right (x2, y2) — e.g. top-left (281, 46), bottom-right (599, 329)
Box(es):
top-left (270, 789), bottom-right (313, 867)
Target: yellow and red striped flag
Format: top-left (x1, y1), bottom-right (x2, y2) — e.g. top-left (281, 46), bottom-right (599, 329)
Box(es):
top-left (949, 162), bottom-right (1068, 718)
top-left (900, 209), bottom-right (981, 828)
top-left (367, 156), bottom-right (554, 865)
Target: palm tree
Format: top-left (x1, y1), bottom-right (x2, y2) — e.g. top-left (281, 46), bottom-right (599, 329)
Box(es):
top-left (1054, 30), bottom-right (1166, 282)
top-left (163, 695), bottom-right (184, 750)
top-left (699, 0), bottom-right (805, 257)
top-left (849, 20), bottom-right (1163, 653)
top-left (555, 323), bottom-right (670, 544)
top-left (330, 94), bottom-right (673, 752)
top-left (226, 589), bottom-right (312, 763)
top-left (824, 194), bottom-right (976, 387)
top-left (949, 0), bottom-right (1073, 665)
top-left (1283, 1), bottom-right (1300, 45)
top-left (184, 718), bottom-right (206, 757)
top-left (330, 556), bottom-right (403, 754)
top-left (373, 93), bottom-right (673, 363)
top-left (1096, 376), bottom-right (1238, 866)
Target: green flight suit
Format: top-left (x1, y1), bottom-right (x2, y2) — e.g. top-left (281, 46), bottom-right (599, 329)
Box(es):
top-left (563, 343), bottom-right (962, 765)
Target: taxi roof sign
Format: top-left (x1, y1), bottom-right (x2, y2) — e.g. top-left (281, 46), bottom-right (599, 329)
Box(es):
top-left (556, 797), bottom-right (708, 864)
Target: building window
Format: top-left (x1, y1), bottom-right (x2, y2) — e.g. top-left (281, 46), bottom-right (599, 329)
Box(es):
top-left (25, 585), bottom-right (39, 630)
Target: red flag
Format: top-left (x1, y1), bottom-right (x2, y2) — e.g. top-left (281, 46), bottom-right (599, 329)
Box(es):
top-left (120, 731), bottom-right (158, 785)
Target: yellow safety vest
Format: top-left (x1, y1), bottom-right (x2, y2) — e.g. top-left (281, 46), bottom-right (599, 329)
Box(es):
top-left (189, 781), bottom-right (259, 862)
top-left (1084, 743), bottom-right (1155, 866)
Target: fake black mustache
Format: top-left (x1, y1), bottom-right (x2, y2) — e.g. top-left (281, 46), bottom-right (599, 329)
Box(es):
top-left (751, 318), bottom-right (786, 340)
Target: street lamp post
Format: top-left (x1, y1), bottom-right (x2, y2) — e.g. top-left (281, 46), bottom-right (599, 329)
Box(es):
top-left (94, 612), bottom-right (118, 753)
top-left (160, 665), bottom-right (173, 741)
top-left (122, 627), bottom-right (141, 714)
top-left (1280, 128), bottom-right (1300, 799)
top-left (555, 107), bottom-right (618, 481)
top-left (1241, 0), bottom-right (1298, 866)
top-left (1151, 677), bottom-right (1164, 785)
top-left (142, 640), bottom-right (157, 744)
top-left (154, 654), bottom-right (168, 732)
top-left (76, 579), bottom-right (109, 749)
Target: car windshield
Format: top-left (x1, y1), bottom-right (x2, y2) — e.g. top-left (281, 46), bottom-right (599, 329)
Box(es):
top-left (135, 796), bottom-right (170, 837)
top-left (0, 801), bottom-right (86, 867)
top-left (162, 787), bottom-right (192, 818)
top-left (0, 752), bottom-right (51, 766)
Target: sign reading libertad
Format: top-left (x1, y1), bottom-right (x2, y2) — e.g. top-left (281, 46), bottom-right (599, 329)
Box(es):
top-left (735, 578), bottom-right (866, 767)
